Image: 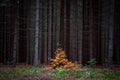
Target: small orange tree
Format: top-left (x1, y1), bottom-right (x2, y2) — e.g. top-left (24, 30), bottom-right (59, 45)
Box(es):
top-left (45, 47), bottom-right (80, 70)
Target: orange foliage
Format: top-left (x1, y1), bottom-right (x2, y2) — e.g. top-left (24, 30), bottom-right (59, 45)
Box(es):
top-left (45, 47), bottom-right (81, 70)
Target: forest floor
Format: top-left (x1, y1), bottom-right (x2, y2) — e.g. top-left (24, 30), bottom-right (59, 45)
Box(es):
top-left (0, 64), bottom-right (120, 80)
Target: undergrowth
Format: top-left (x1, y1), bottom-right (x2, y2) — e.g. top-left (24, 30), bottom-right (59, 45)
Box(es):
top-left (0, 50), bottom-right (119, 80)
top-left (0, 66), bottom-right (120, 80)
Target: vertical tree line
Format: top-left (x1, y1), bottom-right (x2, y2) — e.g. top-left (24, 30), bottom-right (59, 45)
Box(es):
top-left (0, 0), bottom-right (119, 66)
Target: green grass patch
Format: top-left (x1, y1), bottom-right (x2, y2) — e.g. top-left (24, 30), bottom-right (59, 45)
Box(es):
top-left (0, 66), bottom-right (45, 78)
top-left (0, 66), bottom-right (120, 80)
top-left (52, 69), bottom-right (68, 78)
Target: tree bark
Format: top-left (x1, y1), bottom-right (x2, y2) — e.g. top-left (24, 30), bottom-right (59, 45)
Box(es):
top-left (100, 0), bottom-right (109, 65)
top-left (33, 0), bottom-right (40, 66)
top-left (77, 0), bottom-right (83, 64)
top-left (43, 0), bottom-right (48, 64)
top-left (12, 1), bottom-right (19, 67)
top-left (48, 0), bottom-right (52, 63)
top-left (108, 0), bottom-right (114, 68)
top-left (89, 0), bottom-right (93, 59)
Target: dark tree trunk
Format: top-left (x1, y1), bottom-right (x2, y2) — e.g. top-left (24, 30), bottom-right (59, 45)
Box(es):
top-left (48, 0), bottom-right (52, 63)
top-left (108, 0), bottom-right (114, 68)
top-left (33, 0), bottom-right (40, 66)
top-left (66, 0), bottom-right (70, 60)
top-left (100, 0), bottom-right (109, 66)
top-left (60, 0), bottom-right (64, 48)
top-left (82, 0), bottom-right (90, 64)
top-left (12, 1), bottom-right (19, 67)
top-left (56, 0), bottom-right (60, 49)
top-left (89, 0), bottom-right (93, 59)
top-left (77, 0), bottom-right (83, 64)
top-left (44, 0), bottom-right (48, 64)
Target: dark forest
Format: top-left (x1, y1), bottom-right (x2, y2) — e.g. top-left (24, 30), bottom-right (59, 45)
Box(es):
top-left (0, 0), bottom-right (120, 79)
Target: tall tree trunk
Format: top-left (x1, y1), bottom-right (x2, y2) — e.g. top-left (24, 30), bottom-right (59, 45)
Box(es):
top-left (38, 0), bottom-right (42, 64)
top-left (48, 0), bottom-right (52, 63)
top-left (82, 0), bottom-right (90, 64)
top-left (33, 0), bottom-right (40, 66)
top-left (66, 0), bottom-right (70, 60)
top-left (100, 0), bottom-right (109, 65)
top-left (70, 0), bottom-right (78, 61)
top-left (26, 1), bottom-right (32, 64)
top-left (29, 0), bottom-right (35, 65)
top-left (56, 0), bottom-right (60, 49)
top-left (43, 0), bottom-right (48, 64)
top-left (89, 0), bottom-right (93, 59)
top-left (77, 0), bottom-right (83, 64)
top-left (12, 1), bottom-right (19, 67)
top-left (108, 0), bottom-right (114, 68)
top-left (60, 0), bottom-right (64, 48)
top-left (4, 7), bottom-right (7, 64)
top-left (64, 0), bottom-right (66, 51)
